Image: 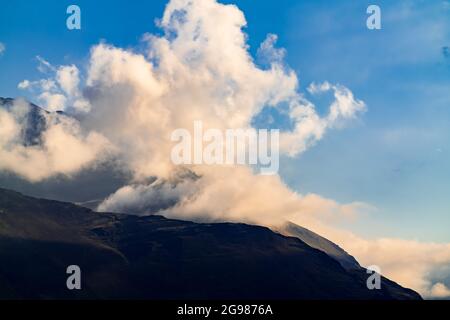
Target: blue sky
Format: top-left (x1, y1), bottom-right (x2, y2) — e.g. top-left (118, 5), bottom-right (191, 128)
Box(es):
top-left (1, 0), bottom-right (449, 242)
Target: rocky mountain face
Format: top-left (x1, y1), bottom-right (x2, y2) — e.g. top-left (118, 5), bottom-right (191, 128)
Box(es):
top-left (0, 188), bottom-right (421, 300)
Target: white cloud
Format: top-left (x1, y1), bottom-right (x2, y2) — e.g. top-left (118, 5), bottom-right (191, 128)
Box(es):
top-left (308, 81), bottom-right (366, 123)
top-left (36, 55), bottom-right (55, 73)
top-left (19, 61), bottom-right (89, 113)
top-left (257, 34), bottom-right (286, 65)
top-left (0, 42), bottom-right (5, 55)
top-left (278, 82), bottom-right (365, 157)
top-left (38, 92), bottom-right (67, 112)
top-left (18, 80), bottom-right (30, 89)
top-left (56, 65), bottom-right (80, 97)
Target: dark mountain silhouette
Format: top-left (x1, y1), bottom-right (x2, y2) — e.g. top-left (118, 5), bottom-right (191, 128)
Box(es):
top-left (0, 187), bottom-right (421, 300)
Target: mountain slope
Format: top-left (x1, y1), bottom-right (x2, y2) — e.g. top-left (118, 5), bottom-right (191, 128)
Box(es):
top-left (0, 188), bottom-right (421, 299)
top-left (276, 221), bottom-right (360, 270)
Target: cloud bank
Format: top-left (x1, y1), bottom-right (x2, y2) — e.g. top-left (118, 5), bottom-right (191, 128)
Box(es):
top-left (2, 0), bottom-right (449, 298)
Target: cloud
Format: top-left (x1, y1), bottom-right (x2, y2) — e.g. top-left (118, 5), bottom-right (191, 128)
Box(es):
top-left (56, 65), bottom-right (80, 97)
top-left (36, 55), bottom-right (55, 73)
top-left (308, 81), bottom-right (366, 123)
top-left (77, 0), bottom-right (363, 179)
top-left (18, 60), bottom-right (90, 113)
top-left (38, 92), bottom-right (67, 112)
top-left (5, 0), bottom-right (449, 299)
top-left (98, 170), bottom-right (199, 214)
top-left (0, 99), bottom-right (112, 182)
top-left (430, 283), bottom-right (450, 298)
top-left (18, 80), bottom-right (31, 89)
top-left (310, 224), bottom-right (450, 299)
top-left (257, 34), bottom-right (286, 66)
top-left (160, 166), bottom-right (371, 226)
top-left (0, 42), bottom-right (5, 55)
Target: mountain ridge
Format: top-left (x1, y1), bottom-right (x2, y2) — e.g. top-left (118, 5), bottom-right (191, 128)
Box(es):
top-left (276, 221), bottom-right (361, 270)
top-left (0, 187), bottom-right (421, 300)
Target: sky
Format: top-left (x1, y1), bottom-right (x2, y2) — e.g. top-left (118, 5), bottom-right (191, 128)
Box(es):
top-left (1, 0), bottom-right (450, 297)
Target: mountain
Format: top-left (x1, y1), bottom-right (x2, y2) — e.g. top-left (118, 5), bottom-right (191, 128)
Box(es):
top-left (0, 97), bottom-right (48, 146)
top-left (0, 187), bottom-right (421, 299)
top-left (276, 222), bottom-right (361, 270)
